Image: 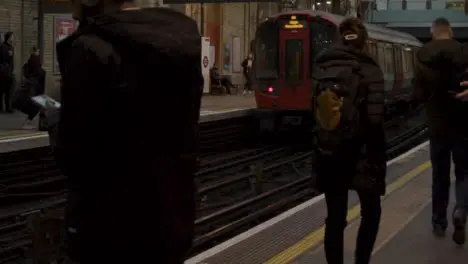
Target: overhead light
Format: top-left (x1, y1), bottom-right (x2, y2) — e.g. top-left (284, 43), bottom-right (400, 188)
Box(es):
top-left (326, 0), bottom-right (331, 4)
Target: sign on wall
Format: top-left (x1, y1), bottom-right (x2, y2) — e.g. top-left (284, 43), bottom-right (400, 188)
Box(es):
top-left (53, 15), bottom-right (78, 73)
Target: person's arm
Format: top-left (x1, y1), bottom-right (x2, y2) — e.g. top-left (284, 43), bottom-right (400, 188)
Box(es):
top-left (456, 81), bottom-right (468, 100)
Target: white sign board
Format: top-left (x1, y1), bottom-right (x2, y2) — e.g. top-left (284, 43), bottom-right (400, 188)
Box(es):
top-left (201, 37), bottom-right (211, 94)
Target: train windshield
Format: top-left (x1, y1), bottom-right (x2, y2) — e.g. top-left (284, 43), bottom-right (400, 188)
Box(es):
top-left (255, 20), bottom-right (279, 80)
top-left (310, 18), bottom-right (338, 60)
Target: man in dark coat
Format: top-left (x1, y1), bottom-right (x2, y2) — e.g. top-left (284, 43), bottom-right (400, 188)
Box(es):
top-left (413, 17), bottom-right (468, 245)
top-left (48, 0), bottom-right (202, 262)
top-left (0, 31), bottom-right (15, 113)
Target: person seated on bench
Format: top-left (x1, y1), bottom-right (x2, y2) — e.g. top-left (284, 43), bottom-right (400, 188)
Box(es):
top-left (210, 64), bottom-right (233, 94)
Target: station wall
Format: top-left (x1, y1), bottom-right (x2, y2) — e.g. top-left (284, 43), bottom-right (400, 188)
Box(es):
top-left (1, 0), bottom-right (287, 96)
top-left (0, 0), bottom-right (38, 82)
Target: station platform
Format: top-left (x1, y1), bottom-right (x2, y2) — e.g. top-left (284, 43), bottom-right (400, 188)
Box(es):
top-left (0, 95), bottom-right (255, 152)
top-left (186, 141), bottom-right (468, 264)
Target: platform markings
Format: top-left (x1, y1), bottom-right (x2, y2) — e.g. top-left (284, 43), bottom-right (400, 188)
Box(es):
top-left (371, 169), bottom-right (454, 256)
top-left (185, 141), bottom-right (430, 264)
top-left (0, 132), bottom-right (46, 142)
top-left (264, 160), bottom-right (432, 264)
top-left (200, 108), bottom-right (247, 116)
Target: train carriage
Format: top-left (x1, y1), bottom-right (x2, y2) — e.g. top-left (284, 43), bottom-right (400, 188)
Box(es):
top-left (253, 10), bottom-right (422, 132)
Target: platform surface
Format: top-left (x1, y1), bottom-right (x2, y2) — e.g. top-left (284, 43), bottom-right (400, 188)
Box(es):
top-left (185, 143), bottom-right (434, 264)
top-left (186, 141), bottom-right (467, 264)
top-left (201, 94), bottom-right (254, 112)
top-left (289, 167), bottom-right (466, 264)
top-left (371, 203), bottom-right (468, 264)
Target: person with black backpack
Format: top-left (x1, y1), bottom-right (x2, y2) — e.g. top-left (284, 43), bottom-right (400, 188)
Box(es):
top-left (45, 0), bottom-right (202, 263)
top-left (311, 18), bottom-right (386, 264)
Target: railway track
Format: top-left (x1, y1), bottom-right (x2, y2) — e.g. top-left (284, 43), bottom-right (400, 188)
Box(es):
top-left (0, 115), bottom-right (427, 262)
top-left (191, 117), bottom-right (429, 254)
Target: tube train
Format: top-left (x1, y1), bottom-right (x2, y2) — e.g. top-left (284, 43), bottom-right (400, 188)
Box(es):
top-left (253, 10), bottom-right (422, 132)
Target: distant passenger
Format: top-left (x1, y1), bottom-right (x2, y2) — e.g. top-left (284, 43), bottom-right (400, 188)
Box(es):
top-left (47, 0), bottom-right (202, 263)
top-left (242, 52), bottom-right (253, 95)
top-left (311, 18), bottom-right (386, 264)
top-left (0, 31), bottom-right (15, 113)
top-left (413, 17), bottom-right (468, 245)
top-left (13, 47), bottom-right (46, 130)
top-left (210, 64), bottom-right (233, 94)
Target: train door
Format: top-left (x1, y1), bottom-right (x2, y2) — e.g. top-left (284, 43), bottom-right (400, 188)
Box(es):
top-left (279, 29), bottom-right (310, 109)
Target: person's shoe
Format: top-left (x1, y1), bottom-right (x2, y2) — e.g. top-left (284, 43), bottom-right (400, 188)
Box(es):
top-left (432, 224), bottom-right (446, 238)
top-left (22, 119), bottom-right (36, 130)
top-left (452, 209), bottom-right (466, 245)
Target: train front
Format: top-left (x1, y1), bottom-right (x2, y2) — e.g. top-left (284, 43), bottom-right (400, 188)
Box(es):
top-left (253, 14), bottom-right (314, 133)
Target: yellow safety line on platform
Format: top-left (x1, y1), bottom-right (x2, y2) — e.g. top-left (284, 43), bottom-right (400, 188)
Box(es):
top-left (264, 161), bottom-right (432, 264)
top-left (0, 132), bottom-right (46, 140)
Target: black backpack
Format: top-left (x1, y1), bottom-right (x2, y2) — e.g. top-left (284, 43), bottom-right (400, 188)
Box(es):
top-left (312, 60), bottom-right (364, 156)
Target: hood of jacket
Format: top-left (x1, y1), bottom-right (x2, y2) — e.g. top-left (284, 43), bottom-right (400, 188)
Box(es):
top-left (417, 39), bottom-right (462, 70)
top-left (316, 45), bottom-right (378, 67)
top-left (315, 45), bottom-right (382, 83)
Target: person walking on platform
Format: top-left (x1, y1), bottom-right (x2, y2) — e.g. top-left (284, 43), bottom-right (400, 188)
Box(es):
top-left (242, 52), bottom-right (253, 95)
top-left (46, 1), bottom-right (202, 263)
top-left (0, 31), bottom-right (15, 113)
top-left (413, 17), bottom-right (468, 246)
top-left (311, 18), bottom-right (386, 264)
top-left (12, 47), bottom-right (46, 129)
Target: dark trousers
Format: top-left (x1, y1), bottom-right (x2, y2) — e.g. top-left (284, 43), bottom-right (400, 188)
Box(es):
top-left (324, 189), bottom-right (381, 264)
top-left (430, 137), bottom-right (468, 228)
top-left (220, 78), bottom-right (232, 94)
top-left (243, 72), bottom-right (252, 91)
top-left (0, 77), bottom-right (13, 111)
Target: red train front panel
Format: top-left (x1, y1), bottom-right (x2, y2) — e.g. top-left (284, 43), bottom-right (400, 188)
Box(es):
top-left (254, 15), bottom-right (313, 130)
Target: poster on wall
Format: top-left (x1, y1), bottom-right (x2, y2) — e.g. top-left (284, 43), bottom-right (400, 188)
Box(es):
top-left (53, 16), bottom-right (78, 73)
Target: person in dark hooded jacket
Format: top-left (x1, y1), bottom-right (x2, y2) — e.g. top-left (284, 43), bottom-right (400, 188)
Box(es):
top-left (412, 17), bottom-right (468, 245)
top-left (312, 18), bottom-right (386, 264)
top-left (0, 31), bottom-right (15, 113)
top-left (48, 0), bottom-right (202, 263)
top-left (13, 47), bottom-right (46, 129)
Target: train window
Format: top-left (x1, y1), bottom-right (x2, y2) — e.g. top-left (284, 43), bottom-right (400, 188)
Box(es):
top-left (367, 42), bottom-right (378, 60)
top-left (413, 47), bottom-right (420, 63)
top-left (393, 45), bottom-right (402, 73)
top-left (285, 39), bottom-right (304, 84)
top-left (384, 45), bottom-right (394, 74)
top-left (400, 47), bottom-right (408, 73)
top-left (405, 48), bottom-right (414, 72)
top-left (376, 42), bottom-right (386, 73)
top-left (255, 20), bottom-right (279, 80)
